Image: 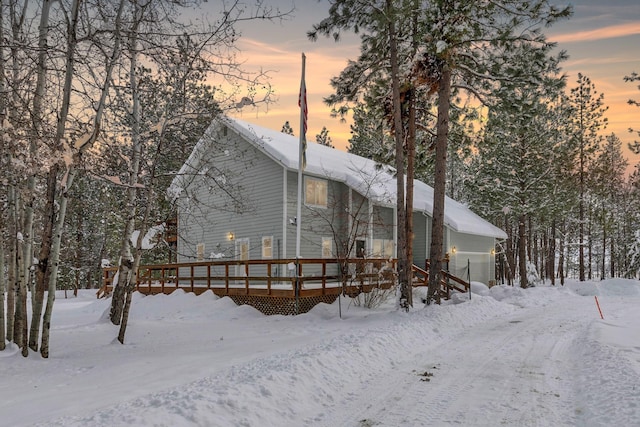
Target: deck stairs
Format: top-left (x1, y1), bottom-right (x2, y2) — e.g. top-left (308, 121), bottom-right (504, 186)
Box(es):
top-left (411, 262), bottom-right (470, 301)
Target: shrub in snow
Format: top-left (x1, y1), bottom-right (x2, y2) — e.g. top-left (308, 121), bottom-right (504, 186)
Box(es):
top-left (526, 261), bottom-right (541, 287)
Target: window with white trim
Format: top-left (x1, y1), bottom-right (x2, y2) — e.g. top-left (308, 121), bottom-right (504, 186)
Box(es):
top-left (372, 239), bottom-right (394, 258)
top-left (236, 238), bottom-right (250, 261)
top-left (305, 177), bottom-right (328, 207)
top-left (196, 243), bottom-right (205, 261)
top-left (321, 237), bottom-right (333, 258)
top-left (262, 236), bottom-right (273, 259)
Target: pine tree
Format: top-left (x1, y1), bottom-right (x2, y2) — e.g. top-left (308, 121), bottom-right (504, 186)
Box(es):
top-left (312, 0), bottom-right (571, 303)
top-left (315, 126), bottom-right (334, 148)
top-left (625, 72), bottom-right (640, 153)
top-left (281, 121), bottom-right (294, 135)
top-left (468, 80), bottom-right (566, 288)
top-left (568, 73), bottom-right (608, 281)
top-left (591, 133), bottom-right (628, 278)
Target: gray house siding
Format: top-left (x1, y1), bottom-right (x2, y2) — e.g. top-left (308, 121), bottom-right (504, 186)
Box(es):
top-left (177, 126), bottom-right (285, 278)
top-left (283, 171), bottom-right (347, 278)
top-left (448, 231), bottom-right (496, 284)
top-left (413, 212), bottom-right (428, 268)
top-left (174, 117), bottom-right (506, 288)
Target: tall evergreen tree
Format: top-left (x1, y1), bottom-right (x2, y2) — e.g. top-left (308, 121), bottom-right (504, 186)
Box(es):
top-left (591, 133), bottom-right (628, 278)
top-left (315, 126), bottom-right (334, 148)
top-left (568, 73), bottom-right (608, 281)
top-left (468, 81), bottom-right (566, 288)
top-left (309, 0), bottom-right (418, 308)
top-left (312, 0), bottom-right (571, 304)
top-left (281, 121), bottom-right (294, 135)
top-left (625, 72), bottom-right (640, 153)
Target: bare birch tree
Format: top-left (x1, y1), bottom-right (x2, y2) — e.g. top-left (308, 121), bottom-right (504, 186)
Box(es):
top-left (107, 1), bottom-right (289, 340)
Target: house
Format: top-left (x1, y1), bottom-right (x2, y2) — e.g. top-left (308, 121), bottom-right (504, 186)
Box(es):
top-left (168, 115), bottom-right (507, 285)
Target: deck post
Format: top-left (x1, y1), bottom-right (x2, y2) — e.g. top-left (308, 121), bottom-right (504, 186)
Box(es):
top-left (295, 258), bottom-right (301, 315)
top-left (225, 264), bottom-right (229, 292)
top-left (321, 261), bottom-right (327, 295)
top-left (245, 261), bottom-right (249, 294)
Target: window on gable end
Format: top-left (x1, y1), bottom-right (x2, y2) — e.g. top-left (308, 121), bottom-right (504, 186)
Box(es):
top-left (305, 177), bottom-right (328, 208)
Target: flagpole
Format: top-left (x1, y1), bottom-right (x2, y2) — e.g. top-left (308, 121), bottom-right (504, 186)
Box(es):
top-left (295, 52), bottom-right (307, 314)
top-left (296, 53), bottom-right (306, 260)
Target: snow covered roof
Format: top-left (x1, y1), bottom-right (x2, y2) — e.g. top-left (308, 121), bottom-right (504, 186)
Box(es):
top-left (172, 115), bottom-right (507, 240)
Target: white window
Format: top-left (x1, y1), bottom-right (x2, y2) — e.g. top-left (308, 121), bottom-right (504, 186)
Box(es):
top-left (235, 238), bottom-right (250, 281)
top-left (262, 236), bottom-right (273, 259)
top-left (305, 177), bottom-right (328, 207)
top-left (236, 238), bottom-right (250, 261)
top-left (196, 243), bottom-right (205, 261)
top-left (372, 239), bottom-right (394, 258)
top-left (321, 237), bottom-right (333, 258)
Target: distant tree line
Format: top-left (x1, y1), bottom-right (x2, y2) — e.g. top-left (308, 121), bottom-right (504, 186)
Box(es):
top-left (310, 0), bottom-right (640, 294)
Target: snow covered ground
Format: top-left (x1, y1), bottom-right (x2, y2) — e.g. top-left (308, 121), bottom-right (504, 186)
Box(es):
top-left (1, 278), bottom-right (639, 427)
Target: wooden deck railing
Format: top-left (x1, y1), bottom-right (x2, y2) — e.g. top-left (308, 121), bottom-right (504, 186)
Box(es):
top-left (100, 257), bottom-right (397, 299)
top-left (415, 261), bottom-right (470, 300)
top-left (99, 258), bottom-right (469, 303)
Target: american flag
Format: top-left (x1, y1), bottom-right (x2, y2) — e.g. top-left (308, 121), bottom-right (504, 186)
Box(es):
top-left (298, 53), bottom-right (307, 169)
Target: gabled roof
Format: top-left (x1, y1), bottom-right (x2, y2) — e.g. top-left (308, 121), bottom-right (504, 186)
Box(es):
top-left (171, 115), bottom-right (507, 240)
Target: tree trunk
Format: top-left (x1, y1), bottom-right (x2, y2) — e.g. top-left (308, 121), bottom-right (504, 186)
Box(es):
top-left (15, 200), bottom-right (28, 356)
top-left (112, 1), bottom-right (143, 325)
top-left (518, 214), bottom-right (528, 288)
top-left (28, 163), bottom-right (58, 351)
top-left (504, 216), bottom-right (515, 286)
top-left (578, 105), bottom-right (585, 282)
top-left (6, 186), bottom-right (16, 344)
top-left (0, 241), bottom-right (6, 350)
top-left (558, 220), bottom-right (565, 285)
top-left (549, 219), bottom-right (556, 286)
top-left (601, 208), bottom-right (606, 280)
top-left (386, 0), bottom-right (409, 310)
top-left (587, 206), bottom-right (593, 280)
top-left (610, 214), bottom-right (615, 278)
top-left (527, 215), bottom-right (533, 264)
top-left (427, 65), bottom-right (451, 303)
top-left (41, 0), bottom-right (125, 358)
top-left (0, 0), bottom-right (7, 351)
top-left (405, 87), bottom-right (416, 307)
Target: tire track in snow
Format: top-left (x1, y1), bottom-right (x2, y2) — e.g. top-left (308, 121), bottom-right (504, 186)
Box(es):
top-left (312, 297), bottom-right (588, 427)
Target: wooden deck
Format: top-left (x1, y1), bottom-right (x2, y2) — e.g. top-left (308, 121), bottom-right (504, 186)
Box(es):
top-left (100, 258), bottom-right (469, 315)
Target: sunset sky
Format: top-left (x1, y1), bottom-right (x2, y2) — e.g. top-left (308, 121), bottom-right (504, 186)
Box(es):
top-left (204, 1), bottom-right (640, 170)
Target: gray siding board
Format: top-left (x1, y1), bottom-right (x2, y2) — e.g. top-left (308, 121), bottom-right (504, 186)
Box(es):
top-left (413, 212), bottom-right (427, 267)
top-left (177, 128), bottom-right (284, 273)
top-left (175, 120), bottom-right (503, 285)
top-left (449, 230), bottom-right (496, 284)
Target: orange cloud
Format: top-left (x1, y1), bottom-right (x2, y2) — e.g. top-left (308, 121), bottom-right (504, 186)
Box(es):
top-left (552, 22), bottom-right (640, 43)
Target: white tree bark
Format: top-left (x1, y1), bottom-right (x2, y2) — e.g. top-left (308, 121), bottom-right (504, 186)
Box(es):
top-left (41, 0), bottom-right (127, 358)
top-left (110, 1), bottom-right (144, 327)
top-left (27, 0), bottom-right (56, 353)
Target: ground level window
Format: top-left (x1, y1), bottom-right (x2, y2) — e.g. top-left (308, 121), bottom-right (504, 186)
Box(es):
top-left (262, 236), bottom-right (273, 259)
top-left (321, 237), bottom-right (333, 258)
